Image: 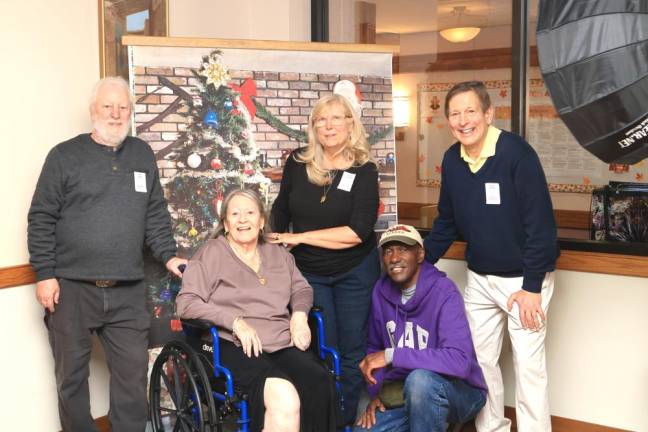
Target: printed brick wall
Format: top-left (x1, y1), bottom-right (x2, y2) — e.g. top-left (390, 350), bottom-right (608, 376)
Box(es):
top-left (133, 66), bottom-right (397, 226)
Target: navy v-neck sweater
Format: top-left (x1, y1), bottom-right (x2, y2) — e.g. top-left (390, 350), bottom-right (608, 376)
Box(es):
top-left (423, 130), bottom-right (559, 293)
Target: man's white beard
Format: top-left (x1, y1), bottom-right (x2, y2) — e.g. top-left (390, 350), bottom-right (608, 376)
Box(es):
top-left (93, 121), bottom-right (130, 146)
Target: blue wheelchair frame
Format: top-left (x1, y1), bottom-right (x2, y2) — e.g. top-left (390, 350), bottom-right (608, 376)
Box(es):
top-left (149, 308), bottom-right (351, 432)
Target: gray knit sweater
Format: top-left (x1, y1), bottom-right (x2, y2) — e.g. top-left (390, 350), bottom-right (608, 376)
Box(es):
top-left (27, 134), bottom-right (176, 281)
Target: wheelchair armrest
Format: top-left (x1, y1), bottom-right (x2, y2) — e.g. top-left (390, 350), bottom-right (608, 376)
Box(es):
top-left (180, 318), bottom-right (215, 331)
top-left (180, 319), bottom-right (237, 397)
top-left (308, 308), bottom-right (342, 378)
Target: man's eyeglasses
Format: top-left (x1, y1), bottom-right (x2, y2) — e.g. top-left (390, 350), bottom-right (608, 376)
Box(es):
top-left (313, 115), bottom-right (351, 128)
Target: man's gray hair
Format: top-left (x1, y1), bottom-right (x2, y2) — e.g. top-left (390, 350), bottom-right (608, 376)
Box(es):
top-left (89, 76), bottom-right (134, 110)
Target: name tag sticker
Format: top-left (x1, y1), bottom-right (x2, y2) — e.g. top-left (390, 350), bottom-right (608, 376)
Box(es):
top-left (337, 171), bottom-right (356, 192)
top-left (134, 171), bottom-right (147, 193)
top-left (485, 182), bottom-right (500, 205)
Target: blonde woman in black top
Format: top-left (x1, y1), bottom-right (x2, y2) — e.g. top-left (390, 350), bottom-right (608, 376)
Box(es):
top-left (270, 93), bottom-right (381, 425)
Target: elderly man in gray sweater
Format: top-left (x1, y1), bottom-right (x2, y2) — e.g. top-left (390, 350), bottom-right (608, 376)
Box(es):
top-left (27, 76), bottom-right (185, 432)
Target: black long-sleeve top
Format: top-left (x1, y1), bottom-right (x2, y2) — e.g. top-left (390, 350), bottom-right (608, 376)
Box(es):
top-left (271, 149), bottom-right (379, 276)
top-left (27, 134), bottom-right (177, 282)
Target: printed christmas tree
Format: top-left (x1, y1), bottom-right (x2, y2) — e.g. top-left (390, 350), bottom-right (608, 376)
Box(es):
top-left (165, 50), bottom-right (271, 250)
top-left (141, 49), bottom-right (394, 341)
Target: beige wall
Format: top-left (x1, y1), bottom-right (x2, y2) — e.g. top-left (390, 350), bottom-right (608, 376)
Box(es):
top-left (0, 1), bottom-right (109, 430)
top-left (0, 1), bottom-right (309, 430)
top-left (169, 0), bottom-right (310, 41)
top-left (437, 259), bottom-right (648, 431)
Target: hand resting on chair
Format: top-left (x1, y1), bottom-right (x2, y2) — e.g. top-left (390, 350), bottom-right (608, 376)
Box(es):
top-left (232, 316), bottom-right (264, 357)
top-left (289, 311), bottom-right (311, 351)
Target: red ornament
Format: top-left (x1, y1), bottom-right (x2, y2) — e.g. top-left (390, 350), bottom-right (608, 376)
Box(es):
top-left (243, 163), bottom-right (254, 176)
top-left (212, 194), bottom-right (223, 215)
top-left (170, 319), bottom-right (183, 332)
top-left (210, 158), bottom-right (222, 169)
top-left (231, 109), bottom-right (241, 116)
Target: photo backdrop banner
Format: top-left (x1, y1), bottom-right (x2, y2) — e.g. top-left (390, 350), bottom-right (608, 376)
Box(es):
top-left (126, 39), bottom-right (396, 347)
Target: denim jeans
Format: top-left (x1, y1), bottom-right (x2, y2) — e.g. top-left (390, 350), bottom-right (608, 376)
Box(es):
top-left (303, 248), bottom-right (381, 425)
top-left (355, 369), bottom-right (486, 432)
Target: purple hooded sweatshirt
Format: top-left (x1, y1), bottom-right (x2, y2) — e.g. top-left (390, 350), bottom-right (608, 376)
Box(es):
top-left (366, 261), bottom-right (487, 399)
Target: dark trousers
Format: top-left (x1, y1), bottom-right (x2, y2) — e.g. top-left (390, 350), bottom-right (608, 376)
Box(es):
top-left (303, 248), bottom-right (381, 425)
top-left (219, 341), bottom-right (342, 432)
top-left (45, 278), bottom-right (149, 432)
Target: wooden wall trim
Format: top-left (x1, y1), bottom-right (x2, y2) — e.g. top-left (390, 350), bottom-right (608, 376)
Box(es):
top-left (0, 264), bottom-right (35, 290)
top-left (2, 241), bottom-right (646, 291)
top-left (122, 35), bottom-right (400, 54)
top-left (397, 201), bottom-right (423, 220)
top-left (555, 209), bottom-right (590, 230)
top-left (399, 201), bottom-right (591, 231)
top-left (556, 249), bottom-right (648, 278)
top-left (442, 241), bottom-right (648, 278)
top-left (394, 46), bottom-right (539, 73)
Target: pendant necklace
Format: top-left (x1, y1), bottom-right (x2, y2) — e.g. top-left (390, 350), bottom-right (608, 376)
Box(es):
top-left (320, 170), bottom-right (339, 204)
top-left (228, 239), bottom-right (267, 285)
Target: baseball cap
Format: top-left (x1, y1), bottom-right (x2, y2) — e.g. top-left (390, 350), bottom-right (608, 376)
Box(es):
top-left (378, 224), bottom-right (424, 248)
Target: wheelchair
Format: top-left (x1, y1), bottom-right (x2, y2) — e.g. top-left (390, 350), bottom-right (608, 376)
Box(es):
top-left (148, 308), bottom-right (351, 432)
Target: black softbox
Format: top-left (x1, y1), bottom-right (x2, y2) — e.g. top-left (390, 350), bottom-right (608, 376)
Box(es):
top-left (537, 1), bottom-right (648, 164)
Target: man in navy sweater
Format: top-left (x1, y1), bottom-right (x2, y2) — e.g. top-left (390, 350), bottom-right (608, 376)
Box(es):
top-left (424, 81), bottom-right (559, 432)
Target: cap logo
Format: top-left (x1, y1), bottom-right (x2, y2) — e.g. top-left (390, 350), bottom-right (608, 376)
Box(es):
top-left (387, 225), bottom-right (413, 234)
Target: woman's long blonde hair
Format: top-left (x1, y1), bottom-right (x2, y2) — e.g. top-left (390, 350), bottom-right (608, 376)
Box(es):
top-left (295, 93), bottom-right (373, 186)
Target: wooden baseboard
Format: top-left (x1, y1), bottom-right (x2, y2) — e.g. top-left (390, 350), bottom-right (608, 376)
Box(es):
top-left (90, 411), bottom-right (630, 432)
top-left (503, 407), bottom-right (630, 432)
top-left (60, 416), bottom-right (110, 432)
top-left (96, 416), bottom-right (110, 432)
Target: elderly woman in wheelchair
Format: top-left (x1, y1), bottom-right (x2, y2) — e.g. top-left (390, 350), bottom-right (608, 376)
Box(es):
top-left (158, 188), bottom-right (343, 432)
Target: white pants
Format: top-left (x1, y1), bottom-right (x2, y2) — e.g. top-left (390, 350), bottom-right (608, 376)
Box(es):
top-left (464, 270), bottom-right (555, 432)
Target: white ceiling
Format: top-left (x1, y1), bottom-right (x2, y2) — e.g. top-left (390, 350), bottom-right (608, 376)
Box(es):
top-left (369, 0), bottom-right (539, 34)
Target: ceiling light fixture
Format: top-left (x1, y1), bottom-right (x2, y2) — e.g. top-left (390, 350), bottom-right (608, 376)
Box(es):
top-left (439, 6), bottom-right (481, 43)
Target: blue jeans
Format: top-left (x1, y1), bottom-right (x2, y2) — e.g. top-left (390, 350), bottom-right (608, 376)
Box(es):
top-left (356, 370), bottom-right (486, 432)
top-left (303, 248), bottom-right (381, 425)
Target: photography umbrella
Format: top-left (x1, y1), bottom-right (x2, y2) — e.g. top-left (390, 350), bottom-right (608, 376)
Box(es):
top-left (537, 0), bottom-right (648, 164)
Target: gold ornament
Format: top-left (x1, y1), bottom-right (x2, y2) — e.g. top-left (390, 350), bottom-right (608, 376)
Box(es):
top-left (200, 62), bottom-right (230, 88)
top-left (188, 227), bottom-right (198, 237)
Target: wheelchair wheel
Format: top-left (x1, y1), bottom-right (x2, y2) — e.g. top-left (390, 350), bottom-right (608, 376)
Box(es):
top-left (149, 340), bottom-right (218, 432)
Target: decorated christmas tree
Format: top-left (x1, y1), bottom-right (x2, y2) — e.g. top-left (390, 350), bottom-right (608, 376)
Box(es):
top-left (166, 50), bottom-right (271, 250)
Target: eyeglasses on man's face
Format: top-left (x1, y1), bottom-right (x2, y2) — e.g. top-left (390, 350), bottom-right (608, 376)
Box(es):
top-left (313, 115), bottom-right (352, 128)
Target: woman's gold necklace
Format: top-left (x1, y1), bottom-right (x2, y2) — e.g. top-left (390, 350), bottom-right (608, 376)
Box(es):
top-left (320, 170), bottom-right (339, 203)
top-left (227, 238), bottom-right (267, 285)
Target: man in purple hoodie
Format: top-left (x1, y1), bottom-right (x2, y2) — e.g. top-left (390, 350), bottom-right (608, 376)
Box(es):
top-left (355, 224), bottom-right (487, 432)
